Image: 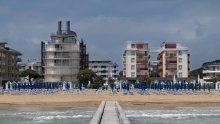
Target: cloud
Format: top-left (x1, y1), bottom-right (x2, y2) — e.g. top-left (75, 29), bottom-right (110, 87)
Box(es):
top-left (0, 0), bottom-right (220, 71)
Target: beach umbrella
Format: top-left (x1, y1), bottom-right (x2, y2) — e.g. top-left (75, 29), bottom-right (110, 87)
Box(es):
top-left (5, 82), bottom-right (9, 90)
top-left (173, 75), bottom-right (176, 84)
top-left (203, 83), bottom-right (205, 91)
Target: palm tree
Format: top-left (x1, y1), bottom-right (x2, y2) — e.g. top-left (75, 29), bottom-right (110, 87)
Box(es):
top-left (107, 77), bottom-right (115, 84)
top-left (211, 75), bottom-right (220, 83)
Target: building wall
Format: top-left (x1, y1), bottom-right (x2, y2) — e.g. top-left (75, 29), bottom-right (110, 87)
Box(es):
top-left (123, 42), bottom-right (150, 78)
top-left (0, 43), bottom-right (22, 82)
top-left (89, 61), bottom-right (118, 82)
top-left (42, 21), bottom-right (81, 83)
top-left (157, 42), bottom-right (189, 78)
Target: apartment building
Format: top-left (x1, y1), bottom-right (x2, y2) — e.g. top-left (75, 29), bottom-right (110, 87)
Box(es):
top-left (0, 42), bottom-right (22, 83)
top-left (41, 21), bottom-right (89, 83)
top-left (89, 61), bottom-right (118, 83)
top-left (123, 42), bottom-right (150, 78)
top-left (157, 42), bottom-right (190, 78)
top-left (203, 63), bottom-right (220, 82)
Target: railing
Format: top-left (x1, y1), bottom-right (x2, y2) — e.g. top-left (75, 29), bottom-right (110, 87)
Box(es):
top-left (52, 55), bottom-right (79, 59)
top-left (45, 63), bottom-right (79, 67)
top-left (203, 70), bottom-right (220, 73)
top-left (0, 62), bottom-right (5, 65)
top-left (44, 48), bottom-right (80, 52)
top-left (45, 71), bottom-right (78, 75)
top-left (0, 69), bottom-right (5, 72)
top-left (0, 54), bottom-right (5, 57)
top-left (16, 58), bottom-right (22, 62)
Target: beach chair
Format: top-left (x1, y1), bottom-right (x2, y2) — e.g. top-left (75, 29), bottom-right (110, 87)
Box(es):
top-left (145, 91), bottom-right (150, 95)
top-left (128, 91), bottom-right (134, 95)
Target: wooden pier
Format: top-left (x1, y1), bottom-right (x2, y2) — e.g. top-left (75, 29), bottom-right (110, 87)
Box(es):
top-left (89, 101), bottom-right (131, 124)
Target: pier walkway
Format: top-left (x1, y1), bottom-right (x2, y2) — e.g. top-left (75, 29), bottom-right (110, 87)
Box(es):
top-left (89, 101), bottom-right (131, 124)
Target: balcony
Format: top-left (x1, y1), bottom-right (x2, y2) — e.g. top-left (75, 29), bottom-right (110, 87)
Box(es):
top-left (203, 70), bottom-right (220, 73)
top-left (123, 54), bottom-right (126, 56)
top-left (16, 58), bottom-right (22, 62)
top-left (123, 68), bottom-right (126, 70)
top-left (44, 63), bottom-right (79, 67)
top-left (123, 61), bottom-right (126, 64)
top-left (0, 54), bottom-right (5, 57)
top-left (45, 71), bottom-right (78, 75)
top-left (44, 48), bottom-right (80, 52)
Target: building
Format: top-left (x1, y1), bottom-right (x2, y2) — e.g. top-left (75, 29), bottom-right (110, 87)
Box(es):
top-left (157, 42), bottom-right (190, 78)
top-left (203, 63), bottom-right (220, 82)
top-left (149, 61), bottom-right (159, 73)
top-left (18, 59), bottom-right (42, 82)
top-left (18, 59), bottom-right (42, 74)
top-left (0, 42), bottom-right (22, 83)
top-left (122, 42), bottom-right (150, 79)
top-left (89, 61), bottom-right (118, 83)
top-left (41, 21), bottom-right (89, 83)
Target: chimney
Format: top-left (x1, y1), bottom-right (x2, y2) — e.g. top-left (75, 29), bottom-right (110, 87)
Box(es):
top-left (66, 21), bottom-right (70, 34)
top-left (58, 21), bottom-right (62, 34)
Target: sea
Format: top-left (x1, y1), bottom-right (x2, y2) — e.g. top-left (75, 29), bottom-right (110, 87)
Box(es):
top-left (0, 106), bottom-right (220, 124)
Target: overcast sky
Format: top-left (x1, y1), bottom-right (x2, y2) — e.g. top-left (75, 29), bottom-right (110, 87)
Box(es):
top-left (0, 0), bottom-right (220, 70)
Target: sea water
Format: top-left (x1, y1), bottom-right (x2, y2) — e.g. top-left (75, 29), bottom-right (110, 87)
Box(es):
top-left (124, 107), bottom-right (220, 124)
top-left (1, 106), bottom-right (220, 124)
top-left (0, 107), bottom-right (96, 124)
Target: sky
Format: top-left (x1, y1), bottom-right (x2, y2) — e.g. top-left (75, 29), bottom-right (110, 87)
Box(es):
top-left (0, 0), bottom-right (220, 71)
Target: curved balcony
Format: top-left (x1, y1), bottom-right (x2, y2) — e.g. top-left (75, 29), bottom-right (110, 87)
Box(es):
top-left (44, 55), bottom-right (79, 59)
top-left (45, 71), bottom-right (78, 75)
top-left (44, 63), bottom-right (79, 67)
top-left (44, 48), bottom-right (80, 52)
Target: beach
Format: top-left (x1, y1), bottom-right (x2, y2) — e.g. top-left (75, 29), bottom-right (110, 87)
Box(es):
top-left (0, 90), bottom-right (220, 108)
top-left (1, 90), bottom-right (220, 124)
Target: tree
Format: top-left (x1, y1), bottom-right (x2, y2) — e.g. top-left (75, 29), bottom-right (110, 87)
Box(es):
top-left (20, 69), bottom-right (41, 83)
top-left (107, 77), bottom-right (114, 84)
top-left (94, 75), bottom-right (104, 86)
top-left (211, 75), bottom-right (220, 83)
top-left (77, 69), bottom-right (97, 83)
top-left (117, 71), bottom-right (123, 81)
top-left (149, 72), bottom-right (160, 77)
top-left (138, 75), bottom-right (153, 83)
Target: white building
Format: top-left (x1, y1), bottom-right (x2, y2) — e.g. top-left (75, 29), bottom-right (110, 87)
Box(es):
top-left (203, 63), bottom-right (220, 82)
top-left (18, 59), bottom-right (42, 82)
top-left (157, 42), bottom-right (190, 78)
top-left (41, 21), bottom-right (80, 83)
top-left (149, 61), bottom-right (159, 73)
top-left (123, 42), bottom-right (150, 78)
top-left (18, 59), bottom-right (42, 74)
top-left (89, 61), bottom-right (118, 83)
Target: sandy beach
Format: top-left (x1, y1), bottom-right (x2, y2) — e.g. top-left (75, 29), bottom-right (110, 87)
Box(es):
top-left (0, 90), bottom-right (220, 108)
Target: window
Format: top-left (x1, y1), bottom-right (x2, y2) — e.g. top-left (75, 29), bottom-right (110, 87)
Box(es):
top-left (178, 58), bottom-right (182, 63)
top-left (179, 65), bottom-right (182, 70)
top-left (178, 51), bottom-right (182, 55)
top-left (131, 58), bottom-right (135, 63)
top-left (131, 72), bottom-right (135, 77)
top-left (131, 51), bottom-right (135, 55)
top-left (131, 65), bottom-right (135, 70)
top-left (29, 66), bottom-right (31, 69)
top-left (179, 72), bottom-right (182, 77)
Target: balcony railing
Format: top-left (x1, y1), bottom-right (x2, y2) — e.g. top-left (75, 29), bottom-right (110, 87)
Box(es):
top-left (203, 70), bottom-right (220, 73)
top-left (45, 63), bottom-right (79, 67)
top-left (16, 58), bottom-right (22, 62)
top-left (0, 54), bottom-right (5, 57)
top-left (45, 71), bottom-right (78, 75)
top-left (44, 48), bottom-right (80, 52)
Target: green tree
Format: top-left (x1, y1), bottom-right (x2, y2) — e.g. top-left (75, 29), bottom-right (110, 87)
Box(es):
top-left (94, 75), bottom-right (104, 86)
top-left (149, 72), bottom-right (160, 77)
top-left (138, 75), bottom-right (153, 83)
top-left (211, 75), bottom-right (220, 83)
top-left (77, 69), bottom-right (97, 83)
top-left (20, 69), bottom-right (41, 83)
top-left (107, 77), bottom-right (115, 84)
top-left (117, 71), bottom-right (123, 81)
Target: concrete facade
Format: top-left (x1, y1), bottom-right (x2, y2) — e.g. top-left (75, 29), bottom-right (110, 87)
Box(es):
top-left (41, 21), bottom-right (80, 83)
top-left (89, 61), bottom-right (118, 83)
top-left (0, 42), bottom-right (22, 83)
top-left (157, 42), bottom-right (190, 78)
top-left (203, 63), bottom-right (220, 82)
top-left (123, 42), bottom-right (150, 78)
